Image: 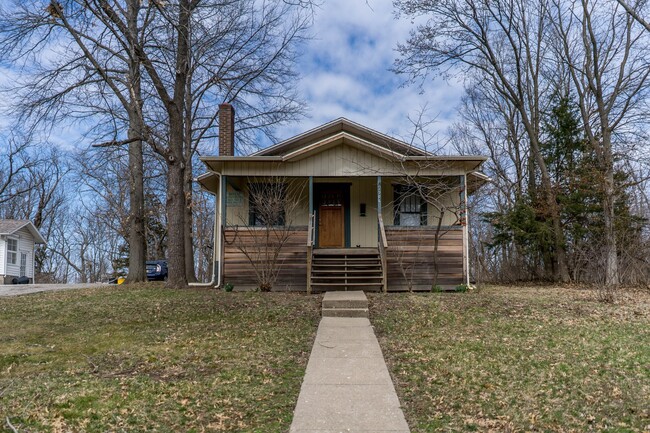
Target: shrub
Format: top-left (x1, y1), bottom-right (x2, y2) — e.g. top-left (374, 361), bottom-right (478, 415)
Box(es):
top-left (223, 282), bottom-right (234, 292)
top-left (431, 285), bottom-right (444, 293)
top-left (455, 284), bottom-right (469, 293)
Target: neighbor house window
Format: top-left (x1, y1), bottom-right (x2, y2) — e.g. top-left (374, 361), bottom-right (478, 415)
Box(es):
top-left (393, 185), bottom-right (427, 226)
top-left (248, 183), bottom-right (287, 226)
top-left (7, 238), bottom-right (18, 265)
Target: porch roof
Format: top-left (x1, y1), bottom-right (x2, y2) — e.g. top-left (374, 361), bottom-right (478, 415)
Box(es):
top-left (196, 170), bottom-right (491, 194)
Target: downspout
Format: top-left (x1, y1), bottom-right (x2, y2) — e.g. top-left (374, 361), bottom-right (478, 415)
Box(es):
top-left (464, 173), bottom-right (470, 286)
top-left (189, 172), bottom-right (222, 288)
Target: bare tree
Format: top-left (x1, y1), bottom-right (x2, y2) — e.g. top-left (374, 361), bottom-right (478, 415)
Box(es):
top-left (550, 0), bottom-right (650, 289)
top-left (394, 0), bottom-right (571, 282)
top-left (0, 0), bottom-right (149, 282)
top-left (230, 178), bottom-right (305, 291)
top-left (616, 0), bottom-right (650, 32)
top-left (1, 0), bottom-right (312, 287)
top-left (0, 134), bottom-right (39, 206)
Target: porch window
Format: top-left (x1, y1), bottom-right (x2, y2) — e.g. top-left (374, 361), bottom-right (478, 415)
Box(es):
top-left (393, 185), bottom-right (427, 226)
top-left (7, 237), bottom-right (17, 265)
top-left (248, 183), bottom-right (286, 226)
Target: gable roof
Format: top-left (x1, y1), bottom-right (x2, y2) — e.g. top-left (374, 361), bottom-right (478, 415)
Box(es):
top-left (0, 220), bottom-right (46, 244)
top-left (253, 118), bottom-right (430, 157)
top-left (198, 117), bottom-right (490, 191)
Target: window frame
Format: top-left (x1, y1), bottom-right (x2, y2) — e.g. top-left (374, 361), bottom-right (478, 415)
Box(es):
top-left (393, 185), bottom-right (428, 226)
top-left (6, 237), bottom-right (18, 265)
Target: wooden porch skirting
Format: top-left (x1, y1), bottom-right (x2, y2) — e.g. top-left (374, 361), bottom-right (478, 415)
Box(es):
top-left (223, 227), bottom-right (308, 291)
top-left (385, 226), bottom-right (464, 291)
top-left (222, 226), bottom-right (464, 292)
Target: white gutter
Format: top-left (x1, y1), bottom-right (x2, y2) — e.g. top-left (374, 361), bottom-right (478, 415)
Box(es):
top-left (189, 172), bottom-right (222, 288)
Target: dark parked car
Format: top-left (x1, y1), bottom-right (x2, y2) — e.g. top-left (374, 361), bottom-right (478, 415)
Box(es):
top-left (146, 260), bottom-right (168, 281)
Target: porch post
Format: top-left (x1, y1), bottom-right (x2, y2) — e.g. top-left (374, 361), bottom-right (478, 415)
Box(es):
top-left (377, 176), bottom-right (388, 292)
top-left (221, 175), bottom-right (227, 226)
top-left (220, 175), bottom-right (227, 287)
top-left (307, 176), bottom-right (313, 294)
top-left (377, 176), bottom-right (381, 216)
top-left (309, 176), bottom-right (314, 216)
top-left (460, 174), bottom-right (469, 286)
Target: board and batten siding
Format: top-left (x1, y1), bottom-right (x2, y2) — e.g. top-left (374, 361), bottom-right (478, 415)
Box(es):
top-left (224, 177), bottom-right (310, 226)
top-left (3, 227), bottom-right (35, 278)
top-left (219, 144), bottom-right (467, 178)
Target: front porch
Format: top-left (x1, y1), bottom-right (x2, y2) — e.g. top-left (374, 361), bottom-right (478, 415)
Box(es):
top-left (217, 175), bottom-right (469, 292)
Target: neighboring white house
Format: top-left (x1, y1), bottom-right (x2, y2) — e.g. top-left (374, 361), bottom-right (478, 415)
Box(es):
top-left (0, 220), bottom-right (46, 284)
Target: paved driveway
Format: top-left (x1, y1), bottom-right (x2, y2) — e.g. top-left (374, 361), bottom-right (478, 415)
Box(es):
top-left (0, 283), bottom-right (108, 297)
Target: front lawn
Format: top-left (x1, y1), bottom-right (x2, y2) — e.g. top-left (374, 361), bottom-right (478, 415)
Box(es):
top-left (370, 286), bottom-right (650, 432)
top-left (0, 285), bottom-right (320, 432)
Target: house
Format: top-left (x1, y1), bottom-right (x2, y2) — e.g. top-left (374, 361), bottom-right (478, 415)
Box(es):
top-left (0, 219), bottom-right (46, 284)
top-left (198, 104), bottom-right (488, 292)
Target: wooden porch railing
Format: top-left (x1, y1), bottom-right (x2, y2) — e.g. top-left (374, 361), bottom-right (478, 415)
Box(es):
top-left (377, 213), bottom-right (388, 293)
top-left (306, 213), bottom-right (316, 294)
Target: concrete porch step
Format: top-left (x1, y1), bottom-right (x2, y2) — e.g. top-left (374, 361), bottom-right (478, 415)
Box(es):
top-left (322, 290), bottom-right (369, 309)
top-left (322, 307), bottom-right (369, 318)
top-left (322, 291), bottom-right (369, 317)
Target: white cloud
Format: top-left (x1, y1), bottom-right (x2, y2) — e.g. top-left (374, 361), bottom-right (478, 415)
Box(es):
top-left (273, 0), bottom-right (465, 150)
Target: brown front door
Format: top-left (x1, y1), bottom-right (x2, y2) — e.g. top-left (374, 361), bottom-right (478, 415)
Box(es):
top-left (319, 207), bottom-right (344, 247)
top-left (318, 190), bottom-right (344, 248)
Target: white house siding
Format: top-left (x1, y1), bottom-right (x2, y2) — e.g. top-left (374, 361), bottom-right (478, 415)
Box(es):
top-left (4, 227), bottom-right (35, 278)
top-left (0, 237), bottom-right (5, 275)
top-left (218, 144), bottom-right (468, 178)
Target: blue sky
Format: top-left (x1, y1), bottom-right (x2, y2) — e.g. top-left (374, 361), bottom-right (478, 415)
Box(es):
top-left (0, 0), bottom-right (466, 153)
top-left (274, 0), bottom-right (465, 147)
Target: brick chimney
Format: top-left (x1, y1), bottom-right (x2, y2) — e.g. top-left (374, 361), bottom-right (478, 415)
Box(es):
top-left (218, 103), bottom-right (235, 156)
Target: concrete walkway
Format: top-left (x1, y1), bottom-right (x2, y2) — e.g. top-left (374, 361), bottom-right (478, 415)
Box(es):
top-left (0, 283), bottom-right (107, 297)
top-left (290, 293), bottom-right (410, 432)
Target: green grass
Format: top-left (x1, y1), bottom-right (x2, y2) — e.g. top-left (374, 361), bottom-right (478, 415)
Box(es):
top-left (0, 284), bottom-right (320, 432)
top-left (370, 286), bottom-right (650, 433)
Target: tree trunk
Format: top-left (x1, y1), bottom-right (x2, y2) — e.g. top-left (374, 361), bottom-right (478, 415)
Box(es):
top-left (182, 49), bottom-right (197, 283)
top-left (163, 0), bottom-right (191, 288)
top-left (125, 0), bottom-right (146, 284)
top-left (184, 172), bottom-right (197, 283)
top-left (126, 127), bottom-right (146, 283)
top-left (550, 210), bottom-right (570, 282)
top-left (602, 131), bottom-right (619, 287)
top-left (165, 123), bottom-right (187, 288)
top-left (525, 123), bottom-right (571, 283)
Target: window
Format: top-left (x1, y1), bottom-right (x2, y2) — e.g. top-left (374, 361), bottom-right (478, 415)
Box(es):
top-left (7, 238), bottom-right (18, 265)
top-left (248, 183), bottom-right (287, 226)
top-left (393, 185), bottom-right (427, 226)
top-left (20, 252), bottom-right (27, 277)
